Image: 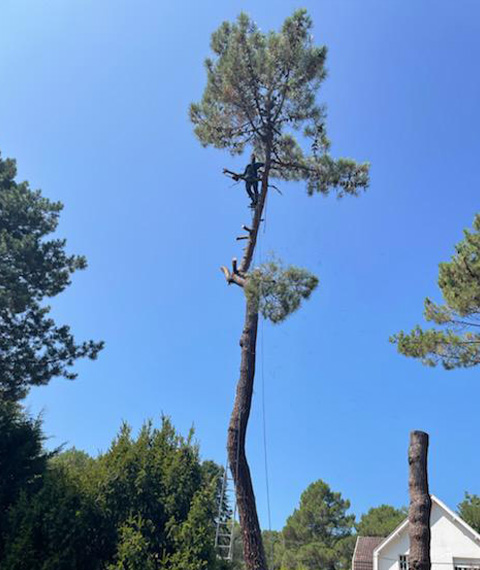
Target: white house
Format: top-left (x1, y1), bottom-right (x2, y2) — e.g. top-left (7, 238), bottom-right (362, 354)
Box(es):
top-left (353, 496), bottom-right (480, 570)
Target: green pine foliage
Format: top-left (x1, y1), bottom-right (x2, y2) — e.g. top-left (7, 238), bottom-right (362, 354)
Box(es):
top-left (0, 153), bottom-right (103, 401)
top-left (356, 505), bottom-right (407, 537)
top-left (244, 259), bottom-right (318, 323)
top-left (391, 213), bottom-right (480, 369)
top-left (458, 493), bottom-right (480, 534)
top-left (191, 10), bottom-right (369, 330)
top-left (281, 480), bottom-right (355, 570)
top-left (190, 10), bottom-right (369, 196)
top-left (261, 530), bottom-right (284, 570)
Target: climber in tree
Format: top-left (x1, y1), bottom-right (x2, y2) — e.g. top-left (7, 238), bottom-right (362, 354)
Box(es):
top-left (243, 154), bottom-right (264, 207)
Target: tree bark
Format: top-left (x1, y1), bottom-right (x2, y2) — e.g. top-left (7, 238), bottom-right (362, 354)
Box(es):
top-left (408, 430), bottom-right (431, 570)
top-left (225, 142), bottom-right (272, 570)
top-left (227, 299), bottom-right (267, 570)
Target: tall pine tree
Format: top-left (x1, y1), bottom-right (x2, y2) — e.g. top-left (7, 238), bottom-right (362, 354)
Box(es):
top-left (0, 153), bottom-right (103, 401)
top-left (191, 11), bottom-right (369, 569)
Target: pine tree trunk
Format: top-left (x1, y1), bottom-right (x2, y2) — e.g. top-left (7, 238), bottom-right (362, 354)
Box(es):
top-left (227, 298), bottom-right (267, 570)
top-left (225, 142), bottom-right (272, 570)
top-left (408, 430), bottom-right (431, 570)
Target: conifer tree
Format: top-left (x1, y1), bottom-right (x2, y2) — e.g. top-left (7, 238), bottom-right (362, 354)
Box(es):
top-left (357, 505), bottom-right (407, 537)
top-left (0, 153), bottom-right (103, 401)
top-left (282, 480), bottom-right (355, 570)
top-left (191, 11), bottom-right (369, 569)
top-left (458, 493), bottom-right (480, 533)
top-left (391, 213), bottom-right (480, 369)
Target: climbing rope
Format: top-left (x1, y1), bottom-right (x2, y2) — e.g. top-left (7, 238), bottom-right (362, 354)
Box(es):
top-left (257, 215), bottom-right (274, 569)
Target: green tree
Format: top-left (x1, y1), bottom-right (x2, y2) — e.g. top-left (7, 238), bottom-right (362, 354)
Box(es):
top-left (0, 153), bottom-right (103, 401)
top-left (2, 463), bottom-right (106, 570)
top-left (0, 417), bottom-right (225, 570)
top-left (190, 10), bottom-right (369, 568)
top-left (95, 417), bottom-right (222, 569)
top-left (0, 401), bottom-right (49, 558)
top-left (391, 214), bottom-right (480, 369)
top-left (356, 505), bottom-right (407, 537)
top-left (262, 529), bottom-right (284, 570)
top-left (108, 516), bottom-right (157, 570)
top-left (458, 493), bottom-right (480, 533)
top-left (281, 480), bottom-right (355, 570)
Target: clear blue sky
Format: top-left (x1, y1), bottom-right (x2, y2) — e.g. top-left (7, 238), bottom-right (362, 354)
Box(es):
top-left (1, 0), bottom-right (479, 531)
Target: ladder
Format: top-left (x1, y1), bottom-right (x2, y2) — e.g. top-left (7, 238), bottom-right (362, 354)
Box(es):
top-left (214, 460), bottom-right (237, 562)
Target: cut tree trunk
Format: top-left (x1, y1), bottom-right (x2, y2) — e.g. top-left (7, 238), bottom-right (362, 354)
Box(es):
top-left (408, 430), bottom-right (431, 570)
top-left (227, 298), bottom-right (267, 570)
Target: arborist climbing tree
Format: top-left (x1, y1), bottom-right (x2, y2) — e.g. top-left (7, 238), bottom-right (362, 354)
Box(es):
top-left (190, 10), bottom-right (369, 570)
top-left (243, 154), bottom-right (264, 207)
top-left (223, 154), bottom-right (265, 208)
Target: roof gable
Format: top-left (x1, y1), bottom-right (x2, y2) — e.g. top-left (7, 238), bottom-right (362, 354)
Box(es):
top-left (373, 496), bottom-right (480, 557)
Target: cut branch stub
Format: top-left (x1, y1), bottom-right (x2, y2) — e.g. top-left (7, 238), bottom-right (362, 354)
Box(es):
top-left (220, 257), bottom-right (246, 287)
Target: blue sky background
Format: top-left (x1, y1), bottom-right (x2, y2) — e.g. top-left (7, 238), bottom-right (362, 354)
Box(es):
top-left (1, 0), bottom-right (479, 531)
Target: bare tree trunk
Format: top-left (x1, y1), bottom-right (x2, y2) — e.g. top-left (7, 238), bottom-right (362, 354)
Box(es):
top-left (408, 430), bottom-right (431, 570)
top-left (227, 299), bottom-right (267, 570)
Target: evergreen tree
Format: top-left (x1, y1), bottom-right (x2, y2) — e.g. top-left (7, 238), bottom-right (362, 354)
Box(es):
top-left (190, 10), bottom-right (369, 568)
top-left (0, 417), bottom-right (225, 570)
top-left (95, 417), bottom-right (223, 569)
top-left (0, 153), bottom-right (103, 401)
top-left (281, 480), bottom-right (355, 570)
top-left (262, 530), bottom-right (284, 570)
top-left (108, 516), bottom-right (157, 570)
top-left (458, 493), bottom-right (480, 534)
top-left (391, 214), bottom-right (480, 369)
top-left (0, 401), bottom-right (49, 559)
top-left (2, 463), bottom-right (106, 570)
top-left (356, 505), bottom-right (407, 537)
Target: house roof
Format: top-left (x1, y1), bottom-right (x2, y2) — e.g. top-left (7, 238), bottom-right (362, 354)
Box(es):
top-left (373, 495), bottom-right (480, 557)
top-left (353, 537), bottom-right (386, 570)
top-left (352, 496), bottom-right (480, 570)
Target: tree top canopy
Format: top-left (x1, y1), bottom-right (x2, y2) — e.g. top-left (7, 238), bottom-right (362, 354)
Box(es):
top-left (190, 9), bottom-right (369, 197)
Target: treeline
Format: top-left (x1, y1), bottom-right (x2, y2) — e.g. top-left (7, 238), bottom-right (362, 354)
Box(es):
top-left (254, 485), bottom-right (480, 570)
top-left (0, 402), bottom-right (227, 569)
top-left (3, 405), bottom-right (480, 570)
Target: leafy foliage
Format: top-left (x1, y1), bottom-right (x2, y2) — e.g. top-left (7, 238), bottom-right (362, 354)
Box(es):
top-left (356, 505), bottom-right (407, 537)
top-left (0, 153), bottom-right (103, 401)
top-left (391, 214), bottom-right (480, 369)
top-left (281, 480), bottom-right (355, 570)
top-left (244, 259), bottom-right (318, 323)
top-left (0, 417), bottom-right (225, 570)
top-left (190, 10), bottom-right (369, 196)
top-left (458, 493), bottom-right (480, 534)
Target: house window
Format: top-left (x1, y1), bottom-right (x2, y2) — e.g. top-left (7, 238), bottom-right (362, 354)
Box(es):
top-left (454, 560), bottom-right (480, 570)
top-left (400, 555), bottom-right (409, 570)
